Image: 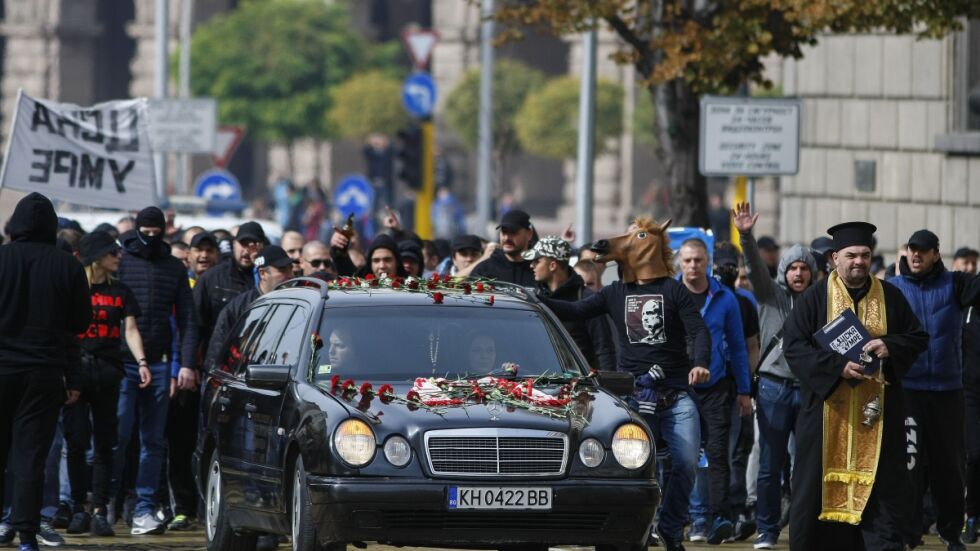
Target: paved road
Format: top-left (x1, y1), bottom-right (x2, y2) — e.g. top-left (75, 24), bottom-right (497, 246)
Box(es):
top-left (50, 528), bottom-right (955, 550)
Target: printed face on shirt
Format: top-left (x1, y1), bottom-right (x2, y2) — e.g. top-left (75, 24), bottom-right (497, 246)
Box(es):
top-left (625, 294), bottom-right (666, 345)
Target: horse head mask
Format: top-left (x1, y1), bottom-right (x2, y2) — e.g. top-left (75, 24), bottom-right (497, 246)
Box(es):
top-left (590, 217), bottom-right (673, 283)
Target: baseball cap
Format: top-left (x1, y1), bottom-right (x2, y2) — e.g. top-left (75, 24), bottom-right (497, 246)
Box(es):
top-left (398, 241), bottom-right (423, 263)
top-left (451, 234), bottom-right (482, 253)
top-left (79, 230), bottom-right (120, 265)
top-left (522, 236), bottom-right (571, 263)
top-left (254, 245), bottom-right (293, 269)
top-left (810, 236), bottom-right (834, 255)
top-left (235, 221), bottom-right (267, 243)
top-left (190, 231), bottom-right (218, 249)
top-left (757, 236), bottom-right (779, 251)
top-left (713, 248), bottom-right (739, 268)
top-left (907, 229), bottom-right (939, 251)
top-left (954, 247), bottom-right (979, 259)
top-left (496, 209), bottom-right (532, 231)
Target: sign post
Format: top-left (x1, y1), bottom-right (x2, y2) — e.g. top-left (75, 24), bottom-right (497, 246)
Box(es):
top-left (400, 30), bottom-right (439, 240)
top-left (333, 174), bottom-right (375, 219)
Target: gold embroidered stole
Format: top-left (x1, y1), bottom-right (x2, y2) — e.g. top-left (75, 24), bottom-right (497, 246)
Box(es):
top-left (818, 272), bottom-right (887, 525)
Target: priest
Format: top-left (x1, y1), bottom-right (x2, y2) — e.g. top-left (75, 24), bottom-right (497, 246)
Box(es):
top-left (783, 221), bottom-right (928, 550)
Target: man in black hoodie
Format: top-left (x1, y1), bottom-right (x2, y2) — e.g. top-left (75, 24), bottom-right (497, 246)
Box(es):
top-left (470, 209), bottom-right (536, 286)
top-left (526, 236), bottom-right (616, 371)
top-left (114, 206), bottom-right (198, 536)
top-left (0, 192), bottom-right (91, 551)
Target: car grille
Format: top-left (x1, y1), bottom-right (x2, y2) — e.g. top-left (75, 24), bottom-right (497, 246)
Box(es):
top-left (384, 510), bottom-right (608, 531)
top-left (424, 428), bottom-right (568, 477)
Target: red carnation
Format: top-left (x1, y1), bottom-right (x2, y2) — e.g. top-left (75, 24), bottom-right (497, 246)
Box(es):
top-left (359, 382), bottom-right (374, 396)
top-left (443, 273), bottom-right (451, 283)
top-left (365, 273), bottom-right (375, 280)
top-left (342, 379), bottom-right (357, 393)
top-left (406, 389), bottom-right (421, 402)
top-left (330, 375), bottom-right (341, 392)
top-left (427, 281), bottom-right (437, 290)
top-left (378, 384), bottom-right (395, 403)
top-left (311, 332), bottom-right (323, 348)
top-left (462, 283), bottom-right (472, 295)
top-left (476, 282), bottom-right (485, 292)
top-left (408, 280), bottom-right (419, 290)
top-left (488, 295), bottom-right (495, 305)
top-left (432, 292), bottom-right (444, 304)
top-left (392, 280), bottom-right (402, 289)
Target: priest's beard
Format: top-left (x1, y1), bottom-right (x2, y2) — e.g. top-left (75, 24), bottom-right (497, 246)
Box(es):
top-left (839, 266), bottom-right (869, 288)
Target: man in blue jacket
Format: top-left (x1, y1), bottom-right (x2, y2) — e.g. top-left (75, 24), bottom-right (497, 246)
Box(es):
top-left (678, 238), bottom-right (751, 545)
top-left (891, 229), bottom-right (980, 550)
top-left (114, 206), bottom-right (198, 536)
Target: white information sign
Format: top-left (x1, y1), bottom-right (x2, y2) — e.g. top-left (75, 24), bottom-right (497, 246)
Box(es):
top-left (699, 96), bottom-right (801, 176)
top-left (0, 90), bottom-right (157, 210)
top-left (147, 97), bottom-right (217, 153)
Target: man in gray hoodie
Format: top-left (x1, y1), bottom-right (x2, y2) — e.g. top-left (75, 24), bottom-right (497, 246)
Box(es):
top-left (733, 202), bottom-right (816, 550)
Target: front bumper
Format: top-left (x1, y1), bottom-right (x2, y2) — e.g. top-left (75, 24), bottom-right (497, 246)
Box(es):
top-left (306, 476), bottom-right (660, 547)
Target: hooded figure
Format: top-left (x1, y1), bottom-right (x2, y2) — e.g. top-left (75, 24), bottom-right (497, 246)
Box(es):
top-left (358, 234), bottom-right (408, 278)
top-left (0, 192), bottom-right (91, 548)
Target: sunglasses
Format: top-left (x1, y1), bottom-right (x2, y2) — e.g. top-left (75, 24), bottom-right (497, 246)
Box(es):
top-left (107, 249), bottom-right (121, 257)
top-left (238, 239), bottom-right (261, 248)
top-left (307, 258), bottom-right (333, 269)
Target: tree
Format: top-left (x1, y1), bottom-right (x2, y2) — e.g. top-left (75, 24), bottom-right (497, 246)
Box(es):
top-left (515, 77), bottom-right (623, 160)
top-left (189, 0), bottom-right (370, 142)
top-left (495, 0), bottom-right (980, 226)
top-left (327, 71), bottom-right (411, 140)
top-left (443, 59), bottom-right (546, 191)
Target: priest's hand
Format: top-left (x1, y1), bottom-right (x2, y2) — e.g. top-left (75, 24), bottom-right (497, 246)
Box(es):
top-left (863, 339), bottom-right (889, 359)
top-left (842, 361), bottom-right (869, 379)
top-left (689, 366), bottom-right (710, 385)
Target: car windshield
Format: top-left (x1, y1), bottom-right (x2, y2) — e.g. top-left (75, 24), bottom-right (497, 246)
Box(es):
top-left (310, 305), bottom-right (578, 383)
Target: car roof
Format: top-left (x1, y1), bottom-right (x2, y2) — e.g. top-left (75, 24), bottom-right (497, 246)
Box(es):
top-left (261, 284), bottom-right (538, 311)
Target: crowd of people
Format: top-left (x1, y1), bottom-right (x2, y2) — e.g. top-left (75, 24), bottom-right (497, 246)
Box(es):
top-left (1, 189), bottom-right (979, 551)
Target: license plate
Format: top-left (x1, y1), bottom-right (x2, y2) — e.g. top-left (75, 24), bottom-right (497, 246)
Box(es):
top-left (448, 486), bottom-right (552, 510)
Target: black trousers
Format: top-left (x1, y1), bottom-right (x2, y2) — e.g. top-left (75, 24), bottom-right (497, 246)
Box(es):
top-left (729, 406), bottom-right (754, 514)
top-left (0, 369), bottom-right (65, 541)
top-left (965, 387), bottom-right (980, 517)
top-left (696, 380), bottom-right (734, 518)
top-left (63, 372), bottom-right (121, 511)
top-left (166, 389), bottom-right (200, 517)
top-left (903, 389), bottom-right (965, 544)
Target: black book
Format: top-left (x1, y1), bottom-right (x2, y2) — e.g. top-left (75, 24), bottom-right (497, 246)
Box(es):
top-left (814, 308), bottom-right (880, 378)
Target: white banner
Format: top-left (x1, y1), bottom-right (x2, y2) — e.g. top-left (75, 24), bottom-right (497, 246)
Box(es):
top-left (0, 90), bottom-right (157, 210)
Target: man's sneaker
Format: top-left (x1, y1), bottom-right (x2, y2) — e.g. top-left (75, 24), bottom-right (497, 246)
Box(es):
top-left (18, 545), bottom-right (38, 551)
top-left (945, 541), bottom-right (966, 551)
top-left (90, 514), bottom-right (114, 537)
top-left (688, 518), bottom-right (707, 542)
top-left (130, 514), bottom-right (166, 536)
top-left (256, 533), bottom-right (280, 551)
top-left (706, 517), bottom-right (734, 545)
top-left (655, 525), bottom-right (686, 551)
top-left (647, 527), bottom-right (660, 547)
top-left (37, 522), bottom-right (64, 547)
top-left (734, 514), bottom-right (757, 541)
top-left (964, 517), bottom-right (978, 544)
top-left (168, 515), bottom-right (193, 531)
top-left (66, 512), bottom-right (90, 535)
top-left (753, 533), bottom-right (777, 549)
top-left (50, 503), bottom-right (71, 531)
top-left (0, 523), bottom-right (14, 546)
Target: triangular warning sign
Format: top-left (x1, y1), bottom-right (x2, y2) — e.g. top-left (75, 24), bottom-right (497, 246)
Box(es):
top-left (210, 126), bottom-right (244, 168)
top-left (402, 29), bottom-right (439, 70)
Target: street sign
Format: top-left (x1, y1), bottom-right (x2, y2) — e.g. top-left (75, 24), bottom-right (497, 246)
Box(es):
top-left (211, 126), bottom-right (244, 168)
top-left (402, 28), bottom-right (439, 70)
top-left (195, 168), bottom-right (241, 202)
top-left (402, 73), bottom-right (437, 119)
top-left (333, 174), bottom-right (375, 218)
top-left (147, 98), bottom-right (217, 153)
top-left (699, 96), bottom-right (801, 176)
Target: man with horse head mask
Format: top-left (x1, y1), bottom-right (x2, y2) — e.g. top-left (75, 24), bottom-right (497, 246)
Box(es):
top-left (539, 217), bottom-right (711, 551)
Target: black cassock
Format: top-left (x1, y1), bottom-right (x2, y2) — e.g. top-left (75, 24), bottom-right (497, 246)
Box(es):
top-left (783, 277), bottom-right (928, 551)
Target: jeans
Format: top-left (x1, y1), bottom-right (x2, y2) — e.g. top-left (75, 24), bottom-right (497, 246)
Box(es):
top-left (112, 362), bottom-right (170, 518)
top-left (755, 376), bottom-right (799, 537)
top-left (638, 392), bottom-right (700, 541)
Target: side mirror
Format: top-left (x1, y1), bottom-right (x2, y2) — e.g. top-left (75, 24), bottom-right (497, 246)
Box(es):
top-left (595, 371), bottom-right (635, 396)
top-left (245, 364), bottom-right (292, 390)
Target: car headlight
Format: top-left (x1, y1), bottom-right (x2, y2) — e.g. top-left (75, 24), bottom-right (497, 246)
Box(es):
top-left (383, 435), bottom-right (412, 467)
top-left (578, 438), bottom-right (605, 468)
top-left (334, 419), bottom-right (376, 467)
top-left (612, 423), bottom-right (650, 469)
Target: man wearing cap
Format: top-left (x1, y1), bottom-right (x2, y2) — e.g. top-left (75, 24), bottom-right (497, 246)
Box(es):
top-left (889, 230), bottom-right (980, 550)
top-left (194, 221), bottom-right (266, 354)
top-left (732, 203), bottom-right (816, 549)
top-left (187, 232), bottom-right (219, 287)
top-left (756, 236), bottom-right (780, 279)
top-left (783, 221), bottom-right (928, 551)
top-left (810, 237), bottom-right (836, 281)
top-left (470, 209), bottom-right (536, 286)
top-left (115, 206), bottom-right (199, 536)
top-left (527, 236), bottom-right (615, 371)
top-left (439, 234), bottom-right (483, 277)
top-left (398, 241), bottom-right (424, 278)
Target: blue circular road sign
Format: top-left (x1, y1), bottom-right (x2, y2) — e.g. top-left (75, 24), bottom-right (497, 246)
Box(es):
top-left (401, 72), bottom-right (437, 119)
top-left (333, 174), bottom-right (375, 218)
top-left (194, 169), bottom-right (242, 215)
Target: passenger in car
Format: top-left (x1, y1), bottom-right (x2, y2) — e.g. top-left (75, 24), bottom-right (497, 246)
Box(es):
top-left (467, 333), bottom-right (496, 374)
top-left (328, 327), bottom-right (359, 372)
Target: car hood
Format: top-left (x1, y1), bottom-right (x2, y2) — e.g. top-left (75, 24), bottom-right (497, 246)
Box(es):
top-left (325, 381), bottom-right (634, 436)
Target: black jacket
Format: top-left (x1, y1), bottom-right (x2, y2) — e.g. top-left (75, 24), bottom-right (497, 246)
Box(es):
top-left (964, 305), bottom-right (980, 388)
top-left (0, 193), bottom-right (91, 376)
top-left (539, 273), bottom-right (617, 371)
top-left (117, 230), bottom-right (198, 367)
top-left (471, 248), bottom-right (535, 286)
top-left (194, 257), bottom-right (256, 349)
top-left (205, 287), bottom-right (261, 368)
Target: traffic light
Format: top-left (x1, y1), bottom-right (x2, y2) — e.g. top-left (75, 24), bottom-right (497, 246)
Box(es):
top-left (396, 125), bottom-right (422, 189)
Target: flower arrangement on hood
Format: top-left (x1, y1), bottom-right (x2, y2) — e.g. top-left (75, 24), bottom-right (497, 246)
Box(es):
top-left (324, 369), bottom-right (586, 420)
top-left (328, 274), bottom-right (497, 305)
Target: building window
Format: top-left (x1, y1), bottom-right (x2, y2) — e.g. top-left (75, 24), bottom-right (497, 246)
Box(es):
top-left (967, 19), bottom-right (980, 131)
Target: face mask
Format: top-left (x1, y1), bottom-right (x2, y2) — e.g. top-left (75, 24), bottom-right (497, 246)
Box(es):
top-left (138, 230), bottom-right (162, 247)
